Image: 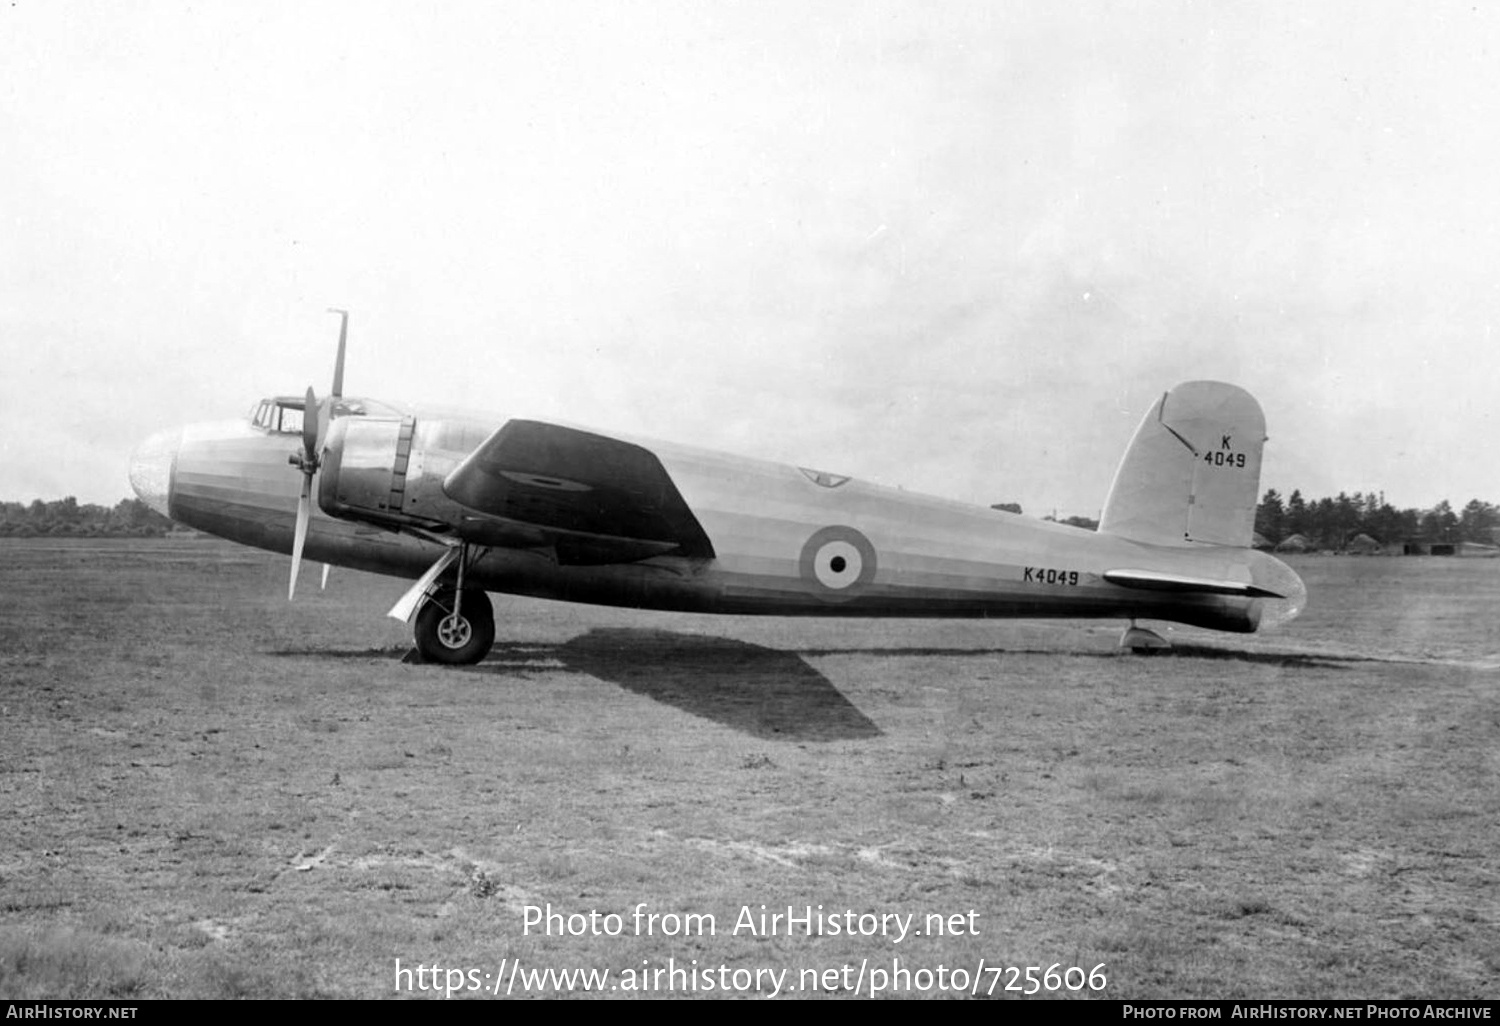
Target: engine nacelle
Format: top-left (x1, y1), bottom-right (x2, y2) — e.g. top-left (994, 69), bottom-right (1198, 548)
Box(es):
top-left (318, 415), bottom-right (417, 524)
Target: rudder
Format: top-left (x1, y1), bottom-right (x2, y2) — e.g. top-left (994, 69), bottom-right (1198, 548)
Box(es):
top-left (1098, 381), bottom-right (1266, 548)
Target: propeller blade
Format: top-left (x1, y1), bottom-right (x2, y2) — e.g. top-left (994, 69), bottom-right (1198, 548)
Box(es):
top-left (301, 386), bottom-right (319, 466)
top-left (327, 308), bottom-right (348, 399)
top-left (315, 395), bottom-right (333, 452)
top-left (289, 476), bottom-right (312, 600)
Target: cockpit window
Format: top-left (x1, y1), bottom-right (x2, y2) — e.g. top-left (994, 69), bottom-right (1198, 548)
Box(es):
top-left (250, 400), bottom-right (304, 434)
top-left (251, 396), bottom-right (403, 433)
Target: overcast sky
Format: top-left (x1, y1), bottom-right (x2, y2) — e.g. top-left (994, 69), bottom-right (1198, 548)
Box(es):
top-left (3, 1), bottom-right (1496, 517)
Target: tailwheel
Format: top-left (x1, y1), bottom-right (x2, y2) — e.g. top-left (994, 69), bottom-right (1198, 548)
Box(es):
top-left (413, 586), bottom-right (495, 665)
top-left (1120, 621), bottom-right (1171, 654)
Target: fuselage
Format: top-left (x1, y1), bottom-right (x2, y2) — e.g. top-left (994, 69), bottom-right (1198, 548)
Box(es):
top-left (130, 399), bottom-right (1305, 633)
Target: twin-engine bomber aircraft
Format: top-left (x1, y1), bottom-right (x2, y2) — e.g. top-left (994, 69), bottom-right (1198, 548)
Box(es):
top-left (129, 314), bottom-right (1306, 664)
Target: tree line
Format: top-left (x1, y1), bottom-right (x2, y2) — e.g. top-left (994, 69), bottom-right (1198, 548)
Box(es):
top-left (995, 493), bottom-right (1497, 550)
top-left (1254, 491), bottom-right (1497, 550)
top-left (0, 497), bottom-right (175, 537)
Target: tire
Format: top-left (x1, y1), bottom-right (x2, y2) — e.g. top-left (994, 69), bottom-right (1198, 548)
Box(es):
top-left (413, 587), bottom-right (495, 665)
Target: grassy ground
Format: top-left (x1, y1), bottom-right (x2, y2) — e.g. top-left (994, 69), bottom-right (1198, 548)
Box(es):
top-left (0, 539), bottom-right (1496, 999)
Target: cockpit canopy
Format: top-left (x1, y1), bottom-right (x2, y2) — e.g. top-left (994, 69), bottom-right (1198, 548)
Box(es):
top-left (249, 396), bottom-right (404, 434)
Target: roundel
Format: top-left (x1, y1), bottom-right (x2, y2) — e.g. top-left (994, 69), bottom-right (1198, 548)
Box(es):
top-left (799, 526), bottom-right (878, 602)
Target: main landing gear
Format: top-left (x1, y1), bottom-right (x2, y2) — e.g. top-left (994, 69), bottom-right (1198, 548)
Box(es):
top-left (414, 584), bottom-right (495, 665)
top-left (394, 543), bottom-right (497, 665)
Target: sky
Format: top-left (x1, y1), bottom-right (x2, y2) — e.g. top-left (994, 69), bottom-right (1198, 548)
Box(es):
top-left (3, 0), bottom-right (1497, 518)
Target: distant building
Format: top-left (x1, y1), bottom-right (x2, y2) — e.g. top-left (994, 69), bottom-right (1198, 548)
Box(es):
top-left (1402, 540), bottom-right (1499, 556)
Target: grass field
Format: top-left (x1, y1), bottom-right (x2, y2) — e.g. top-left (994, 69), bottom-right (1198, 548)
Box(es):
top-left (0, 538), bottom-right (1496, 999)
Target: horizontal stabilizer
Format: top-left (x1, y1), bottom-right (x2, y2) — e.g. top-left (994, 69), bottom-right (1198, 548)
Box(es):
top-left (1103, 568), bottom-right (1286, 599)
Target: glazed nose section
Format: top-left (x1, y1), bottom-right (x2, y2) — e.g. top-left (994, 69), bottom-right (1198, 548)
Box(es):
top-left (129, 427), bottom-right (181, 518)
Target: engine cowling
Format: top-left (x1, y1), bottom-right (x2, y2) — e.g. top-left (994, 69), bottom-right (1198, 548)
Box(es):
top-left (318, 415), bottom-right (418, 524)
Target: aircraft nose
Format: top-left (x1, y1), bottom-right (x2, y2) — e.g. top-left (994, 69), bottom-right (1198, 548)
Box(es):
top-left (129, 427), bottom-right (181, 518)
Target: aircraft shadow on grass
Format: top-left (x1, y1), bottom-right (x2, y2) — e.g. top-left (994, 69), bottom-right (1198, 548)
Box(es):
top-left (272, 629), bottom-right (882, 741)
top-left (481, 628), bottom-right (882, 742)
top-left (1152, 644), bottom-right (1358, 670)
top-left (274, 633), bottom-right (1355, 742)
top-left (785, 642), bottom-right (1356, 670)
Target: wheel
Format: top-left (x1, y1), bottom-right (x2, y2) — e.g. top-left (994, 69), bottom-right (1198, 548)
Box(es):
top-left (413, 587), bottom-right (495, 665)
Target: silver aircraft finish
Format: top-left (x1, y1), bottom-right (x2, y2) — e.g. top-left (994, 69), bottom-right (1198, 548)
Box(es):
top-left (130, 323), bottom-right (1305, 663)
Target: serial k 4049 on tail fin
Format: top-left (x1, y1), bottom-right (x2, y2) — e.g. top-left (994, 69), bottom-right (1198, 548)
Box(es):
top-left (129, 320), bottom-right (1306, 664)
top-left (1101, 381), bottom-right (1267, 548)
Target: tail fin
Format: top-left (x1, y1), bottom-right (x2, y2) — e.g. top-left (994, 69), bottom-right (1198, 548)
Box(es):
top-left (1099, 381), bottom-right (1265, 548)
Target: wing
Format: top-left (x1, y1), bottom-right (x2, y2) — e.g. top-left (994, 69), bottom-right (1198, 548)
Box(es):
top-left (441, 419), bottom-right (715, 565)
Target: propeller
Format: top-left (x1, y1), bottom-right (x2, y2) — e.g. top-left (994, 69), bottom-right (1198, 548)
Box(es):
top-left (328, 307), bottom-right (347, 400)
top-left (319, 308), bottom-right (347, 589)
top-left (288, 386), bottom-right (321, 599)
top-left (288, 309), bottom-right (351, 600)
